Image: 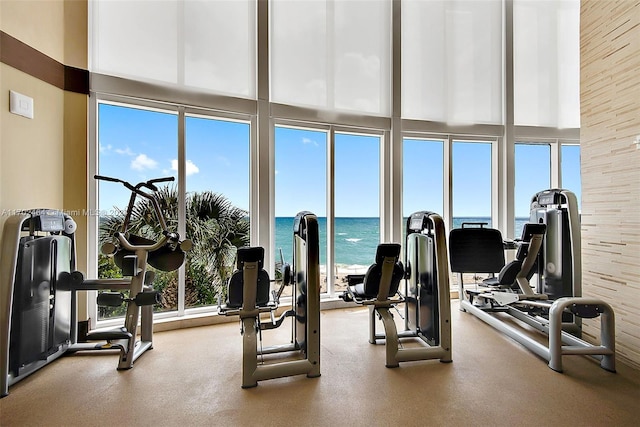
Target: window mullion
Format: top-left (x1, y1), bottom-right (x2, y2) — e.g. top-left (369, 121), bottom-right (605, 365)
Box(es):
top-left (327, 127), bottom-right (336, 296)
top-left (551, 139), bottom-right (561, 188)
top-left (177, 107), bottom-right (186, 316)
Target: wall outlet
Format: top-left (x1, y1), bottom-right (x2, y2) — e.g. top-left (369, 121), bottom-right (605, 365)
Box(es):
top-left (635, 135), bottom-right (640, 150)
top-left (9, 90), bottom-right (34, 119)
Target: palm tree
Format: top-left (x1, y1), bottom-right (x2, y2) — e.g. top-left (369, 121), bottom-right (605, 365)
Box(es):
top-left (98, 185), bottom-right (250, 310)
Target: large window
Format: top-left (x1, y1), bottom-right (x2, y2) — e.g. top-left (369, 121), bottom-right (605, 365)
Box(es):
top-left (274, 126), bottom-right (328, 293)
top-left (273, 128), bottom-right (381, 296)
top-left (90, 0), bottom-right (581, 320)
top-left (452, 141), bottom-right (493, 228)
top-left (515, 143), bottom-right (551, 238)
top-left (334, 132), bottom-right (381, 291)
top-left (403, 138), bottom-right (444, 218)
top-left (185, 115), bottom-right (250, 310)
top-left (96, 101), bottom-right (251, 319)
top-left (97, 103), bottom-right (178, 318)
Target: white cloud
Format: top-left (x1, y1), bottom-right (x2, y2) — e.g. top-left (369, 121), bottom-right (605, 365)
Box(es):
top-left (131, 154), bottom-right (158, 171)
top-left (171, 159), bottom-right (200, 176)
top-left (186, 160), bottom-right (200, 175)
top-left (99, 143), bottom-right (112, 153)
top-left (302, 137), bottom-right (318, 146)
top-left (115, 146), bottom-right (135, 156)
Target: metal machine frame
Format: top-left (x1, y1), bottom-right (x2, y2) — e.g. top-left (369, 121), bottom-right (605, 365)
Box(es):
top-left (1, 210), bottom-right (73, 397)
top-left (220, 211), bottom-right (321, 388)
top-left (1, 176), bottom-right (188, 397)
top-left (453, 189), bottom-right (615, 373)
top-left (344, 211), bottom-right (452, 368)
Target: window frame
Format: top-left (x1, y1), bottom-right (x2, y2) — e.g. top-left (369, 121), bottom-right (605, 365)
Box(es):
top-left (90, 93), bottom-right (255, 325)
top-left (87, 0), bottom-right (582, 325)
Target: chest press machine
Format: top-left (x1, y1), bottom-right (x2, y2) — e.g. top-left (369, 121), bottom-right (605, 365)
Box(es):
top-left (341, 211), bottom-right (452, 368)
top-left (449, 189), bottom-right (616, 373)
top-left (219, 211), bottom-right (321, 388)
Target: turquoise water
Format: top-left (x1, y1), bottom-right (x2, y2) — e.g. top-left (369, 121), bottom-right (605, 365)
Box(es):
top-left (275, 217), bottom-right (529, 267)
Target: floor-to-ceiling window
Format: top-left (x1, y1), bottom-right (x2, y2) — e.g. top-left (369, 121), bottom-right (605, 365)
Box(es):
top-left (95, 101), bottom-right (252, 320)
top-left (96, 102), bottom-right (178, 318)
top-left (274, 125), bottom-right (328, 293)
top-left (452, 141), bottom-right (493, 228)
top-left (333, 132), bottom-right (381, 293)
top-left (514, 143), bottom-right (551, 238)
top-left (184, 115), bottom-right (250, 310)
top-left (402, 137), bottom-right (445, 238)
top-left (89, 0), bottom-right (581, 321)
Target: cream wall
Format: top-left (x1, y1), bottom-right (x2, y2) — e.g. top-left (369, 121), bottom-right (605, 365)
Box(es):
top-left (0, 0), bottom-right (88, 309)
top-left (1, 0), bottom-right (65, 62)
top-left (580, 0), bottom-right (640, 369)
top-left (0, 65), bottom-right (66, 214)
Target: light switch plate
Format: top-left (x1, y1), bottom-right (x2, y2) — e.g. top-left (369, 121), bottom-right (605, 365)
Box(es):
top-left (9, 90), bottom-right (34, 119)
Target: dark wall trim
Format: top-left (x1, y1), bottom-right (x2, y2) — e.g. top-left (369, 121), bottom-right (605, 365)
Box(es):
top-left (0, 31), bottom-right (89, 95)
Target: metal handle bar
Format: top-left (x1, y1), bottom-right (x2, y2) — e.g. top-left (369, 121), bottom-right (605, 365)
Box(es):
top-left (115, 231), bottom-right (172, 252)
top-left (95, 175), bottom-right (174, 197)
top-left (139, 177), bottom-right (175, 193)
top-left (95, 174), bottom-right (176, 238)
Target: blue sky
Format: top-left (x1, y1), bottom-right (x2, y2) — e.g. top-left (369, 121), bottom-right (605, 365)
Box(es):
top-left (98, 103), bottom-right (580, 218)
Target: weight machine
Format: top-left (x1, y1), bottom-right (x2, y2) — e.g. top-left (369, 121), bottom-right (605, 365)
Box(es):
top-left (341, 211), bottom-right (452, 368)
top-left (1, 175), bottom-right (189, 397)
top-left (219, 211), bottom-right (321, 388)
top-left (449, 189), bottom-right (615, 372)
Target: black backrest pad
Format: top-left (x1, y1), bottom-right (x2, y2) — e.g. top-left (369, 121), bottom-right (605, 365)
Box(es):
top-left (227, 270), bottom-right (270, 308)
top-left (363, 243), bottom-right (403, 298)
top-left (227, 246), bottom-right (270, 308)
top-left (449, 227), bottom-right (505, 273)
top-left (375, 243), bottom-right (401, 263)
top-left (236, 246), bottom-right (264, 269)
top-left (515, 223), bottom-right (546, 261)
top-left (520, 223), bottom-right (547, 242)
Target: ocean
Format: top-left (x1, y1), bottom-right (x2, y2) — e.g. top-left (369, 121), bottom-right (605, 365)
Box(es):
top-left (275, 217), bottom-right (530, 267)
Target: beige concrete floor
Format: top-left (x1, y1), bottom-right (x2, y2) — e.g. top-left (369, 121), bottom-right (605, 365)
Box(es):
top-left (1, 303), bottom-right (638, 426)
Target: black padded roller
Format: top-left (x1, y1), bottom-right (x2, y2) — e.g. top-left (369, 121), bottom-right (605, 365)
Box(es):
top-left (71, 270), bottom-right (85, 283)
top-left (134, 291), bottom-right (162, 306)
top-left (97, 292), bottom-right (125, 307)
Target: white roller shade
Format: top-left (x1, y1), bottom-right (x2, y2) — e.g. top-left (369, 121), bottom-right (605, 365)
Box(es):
top-left (270, 0), bottom-right (391, 115)
top-left (514, 0), bottom-right (580, 128)
top-left (91, 0), bottom-right (256, 98)
top-left (402, 0), bottom-right (503, 125)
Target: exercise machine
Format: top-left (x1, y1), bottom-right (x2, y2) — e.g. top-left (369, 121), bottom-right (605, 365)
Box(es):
top-left (0, 175), bottom-right (189, 397)
top-left (449, 189), bottom-right (615, 372)
top-left (219, 211), bottom-right (321, 388)
top-left (341, 211), bottom-right (452, 368)
top-left (68, 175), bottom-right (190, 369)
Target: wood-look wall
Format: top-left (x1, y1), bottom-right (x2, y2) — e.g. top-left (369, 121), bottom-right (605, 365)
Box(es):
top-left (580, 0), bottom-right (640, 369)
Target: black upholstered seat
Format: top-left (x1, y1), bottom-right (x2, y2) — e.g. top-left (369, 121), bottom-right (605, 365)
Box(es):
top-left (349, 243), bottom-right (404, 300)
top-left (482, 223), bottom-right (546, 290)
